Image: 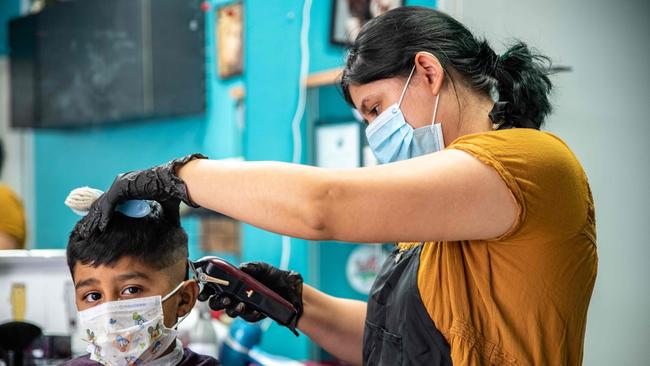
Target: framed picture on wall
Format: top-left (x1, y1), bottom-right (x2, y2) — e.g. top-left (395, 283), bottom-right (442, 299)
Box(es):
top-left (315, 121), bottom-right (364, 168)
top-left (216, 2), bottom-right (243, 79)
top-left (330, 0), bottom-right (403, 46)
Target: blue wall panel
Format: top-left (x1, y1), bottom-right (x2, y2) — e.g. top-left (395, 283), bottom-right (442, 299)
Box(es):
top-left (0, 0), bottom-right (20, 55)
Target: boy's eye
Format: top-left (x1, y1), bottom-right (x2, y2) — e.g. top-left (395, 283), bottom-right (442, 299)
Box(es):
top-left (83, 292), bottom-right (102, 303)
top-left (121, 287), bottom-right (141, 296)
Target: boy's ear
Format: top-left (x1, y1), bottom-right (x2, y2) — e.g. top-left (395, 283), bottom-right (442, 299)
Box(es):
top-left (177, 280), bottom-right (199, 318)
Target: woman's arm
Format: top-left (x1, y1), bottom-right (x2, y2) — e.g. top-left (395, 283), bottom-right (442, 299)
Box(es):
top-left (178, 149), bottom-right (517, 243)
top-left (298, 285), bottom-right (366, 365)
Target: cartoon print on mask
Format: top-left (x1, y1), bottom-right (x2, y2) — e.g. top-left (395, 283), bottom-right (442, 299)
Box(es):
top-left (86, 329), bottom-right (97, 344)
top-left (113, 334), bottom-right (132, 352)
top-left (125, 355), bottom-right (142, 366)
top-left (147, 322), bottom-right (162, 341)
top-left (109, 318), bottom-right (117, 325)
top-left (150, 340), bottom-right (163, 354)
top-left (132, 312), bottom-right (146, 326)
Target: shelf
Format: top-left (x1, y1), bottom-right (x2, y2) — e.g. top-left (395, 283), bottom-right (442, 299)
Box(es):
top-left (0, 249), bottom-right (66, 265)
top-left (305, 67), bottom-right (344, 88)
top-left (229, 67), bottom-right (344, 100)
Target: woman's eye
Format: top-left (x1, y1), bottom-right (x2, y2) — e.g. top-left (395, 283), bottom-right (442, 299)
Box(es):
top-left (370, 105), bottom-right (380, 116)
top-left (122, 287), bottom-right (141, 296)
top-left (83, 292), bottom-right (102, 303)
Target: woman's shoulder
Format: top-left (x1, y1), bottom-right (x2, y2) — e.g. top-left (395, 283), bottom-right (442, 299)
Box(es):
top-left (0, 183), bottom-right (24, 213)
top-left (0, 183), bottom-right (21, 201)
top-left (450, 127), bottom-right (569, 150)
top-left (449, 128), bottom-right (592, 238)
top-left (448, 128), bottom-right (582, 173)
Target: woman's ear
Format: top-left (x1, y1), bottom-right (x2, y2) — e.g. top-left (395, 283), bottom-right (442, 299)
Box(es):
top-left (414, 52), bottom-right (445, 96)
top-left (176, 280), bottom-right (199, 318)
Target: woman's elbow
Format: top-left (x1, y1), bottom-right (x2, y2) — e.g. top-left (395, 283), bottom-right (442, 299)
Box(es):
top-left (301, 183), bottom-right (340, 241)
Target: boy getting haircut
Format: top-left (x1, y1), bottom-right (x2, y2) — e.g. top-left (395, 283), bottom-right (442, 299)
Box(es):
top-left (64, 201), bottom-right (220, 366)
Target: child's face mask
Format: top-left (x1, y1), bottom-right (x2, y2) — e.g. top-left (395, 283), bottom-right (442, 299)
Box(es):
top-left (78, 281), bottom-right (187, 366)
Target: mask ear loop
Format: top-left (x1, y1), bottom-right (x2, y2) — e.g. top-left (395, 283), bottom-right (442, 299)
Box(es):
top-left (170, 308), bottom-right (192, 330)
top-left (431, 93), bottom-right (441, 128)
top-left (162, 281), bottom-right (186, 303)
top-left (162, 280), bottom-right (193, 330)
top-left (397, 65), bottom-right (417, 108)
top-left (164, 259), bottom-right (204, 329)
top-left (430, 94), bottom-right (445, 149)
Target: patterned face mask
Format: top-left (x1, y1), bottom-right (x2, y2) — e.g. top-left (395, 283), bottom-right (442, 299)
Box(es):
top-left (78, 281), bottom-right (186, 366)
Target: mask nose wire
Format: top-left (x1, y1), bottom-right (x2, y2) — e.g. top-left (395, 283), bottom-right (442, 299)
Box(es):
top-left (397, 65), bottom-right (417, 108)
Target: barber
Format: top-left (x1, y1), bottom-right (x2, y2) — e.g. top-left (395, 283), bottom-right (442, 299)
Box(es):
top-left (77, 7), bottom-right (597, 366)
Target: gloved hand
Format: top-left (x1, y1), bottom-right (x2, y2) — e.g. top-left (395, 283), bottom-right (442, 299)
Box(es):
top-left (74, 153), bottom-right (207, 238)
top-left (198, 262), bottom-right (304, 335)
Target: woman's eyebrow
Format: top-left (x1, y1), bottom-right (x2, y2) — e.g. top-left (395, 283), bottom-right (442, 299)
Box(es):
top-left (359, 96), bottom-right (375, 114)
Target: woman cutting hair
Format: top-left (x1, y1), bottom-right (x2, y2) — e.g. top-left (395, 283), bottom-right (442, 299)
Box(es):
top-left (77, 7), bottom-right (597, 365)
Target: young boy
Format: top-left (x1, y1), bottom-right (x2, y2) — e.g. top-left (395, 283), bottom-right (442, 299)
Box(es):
top-left (64, 201), bottom-right (221, 366)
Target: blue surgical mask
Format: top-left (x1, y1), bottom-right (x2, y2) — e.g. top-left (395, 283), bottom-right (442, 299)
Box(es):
top-left (365, 66), bottom-right (445, 164)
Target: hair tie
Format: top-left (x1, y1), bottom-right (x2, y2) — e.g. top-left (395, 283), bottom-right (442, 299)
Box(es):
top-left (489, 101), bottom-right (511, 129)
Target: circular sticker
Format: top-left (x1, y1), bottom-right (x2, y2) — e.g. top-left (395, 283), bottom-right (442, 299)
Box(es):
top-left (346, 245), bottom-right (389, 295)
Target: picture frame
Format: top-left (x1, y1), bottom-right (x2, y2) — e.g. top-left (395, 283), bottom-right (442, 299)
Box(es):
top-left (216, 2), bottom-right (244, 79)
top-left (315, 121), bottom-right (364, 169)
top-left (330, 0), bottom-right (404, 46)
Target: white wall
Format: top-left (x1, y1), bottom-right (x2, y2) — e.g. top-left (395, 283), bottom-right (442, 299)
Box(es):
top-left (0, 251), bottom-right (73, 334)
top-left (438, 0), bottom-right (650, 364)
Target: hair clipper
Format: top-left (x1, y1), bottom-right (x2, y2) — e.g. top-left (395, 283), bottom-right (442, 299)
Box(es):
top-left (191, 257), bottom-right (299, 335)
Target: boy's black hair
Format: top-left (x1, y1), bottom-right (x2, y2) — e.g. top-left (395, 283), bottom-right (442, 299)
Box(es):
top-left (67, 201), bottom-right (189, 281)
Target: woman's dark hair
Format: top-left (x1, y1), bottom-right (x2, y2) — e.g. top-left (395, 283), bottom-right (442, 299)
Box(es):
top-left (341, 6), bottom-right (553, 129)
top-left (67, 201), bottom-right (188, 280)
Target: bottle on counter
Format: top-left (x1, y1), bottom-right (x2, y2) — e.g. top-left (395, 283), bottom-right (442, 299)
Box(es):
top-left (187, 301), bottom-right (219, 358)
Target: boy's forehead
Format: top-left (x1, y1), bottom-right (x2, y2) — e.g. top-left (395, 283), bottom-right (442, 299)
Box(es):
top-left (73, 256), bottom-right (166, 284)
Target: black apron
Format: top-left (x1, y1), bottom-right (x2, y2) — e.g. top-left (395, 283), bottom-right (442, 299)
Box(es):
top-left (363, 244), bottom-right (453, 365)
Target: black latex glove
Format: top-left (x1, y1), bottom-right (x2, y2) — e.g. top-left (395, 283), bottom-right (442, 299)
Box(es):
top-left (198, 262), bottom-right (304, 335)
top-left (75, 153), bottom-right (207, 238)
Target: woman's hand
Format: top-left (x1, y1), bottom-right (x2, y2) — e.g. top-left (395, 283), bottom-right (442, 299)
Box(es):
top-left (198, 261), bottom-right (304, 335)
top-left (75, 153), bottom-right (207, 238)
top-left (197, 260), bottom-right (365, 365)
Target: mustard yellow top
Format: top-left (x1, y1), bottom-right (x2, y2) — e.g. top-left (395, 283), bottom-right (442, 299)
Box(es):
top-left (0, 183), bottom-right (27, 249)
top-left (399, 129), bottom-right (597, 365)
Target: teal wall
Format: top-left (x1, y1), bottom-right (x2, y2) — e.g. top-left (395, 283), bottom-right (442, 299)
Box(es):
top-left (31, 0), bottom-right (243, 254)
top-left (241, 1), bottom-right (436, 358)
top-left (3, 0), bottom-right (435, 360)
top-left (0, 0), bottom-right (20, 55)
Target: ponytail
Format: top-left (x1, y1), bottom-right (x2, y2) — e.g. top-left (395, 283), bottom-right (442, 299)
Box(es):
top-left (493, 42), bottom-right (553, 129)
top-left (341, 7), bottom-right (554, 130)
